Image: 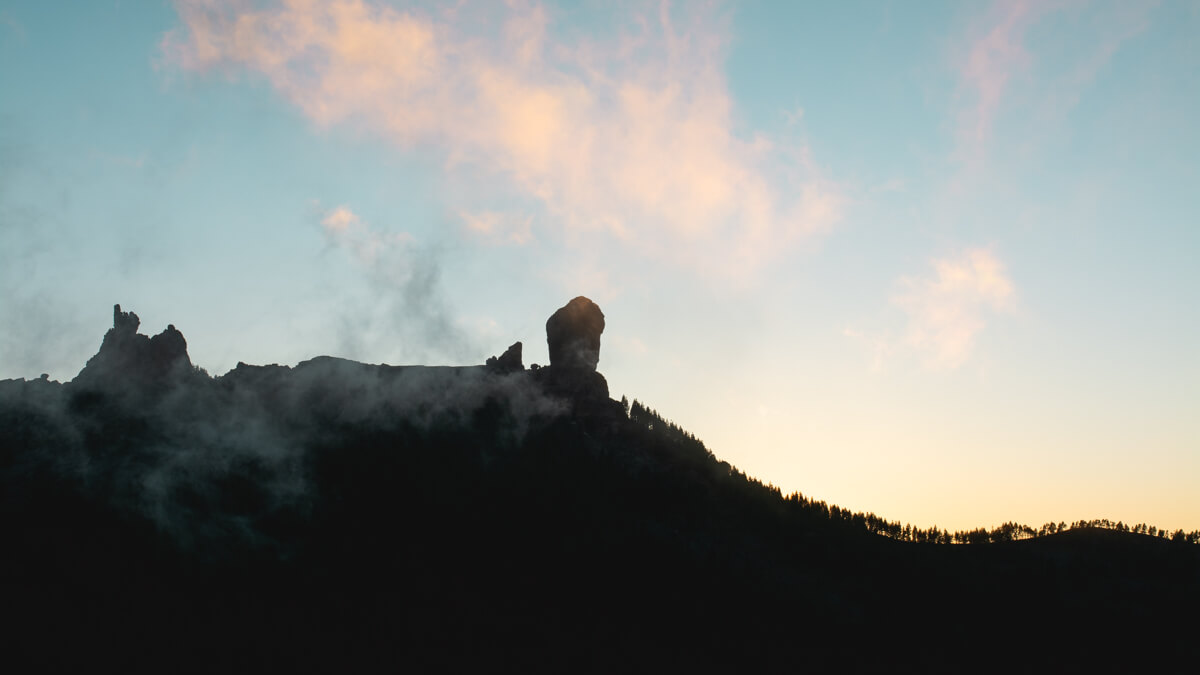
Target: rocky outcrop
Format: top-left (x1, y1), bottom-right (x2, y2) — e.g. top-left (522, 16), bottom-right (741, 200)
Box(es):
top-left (535, 297), bottom-right (613, 407)
top-left (486, 342), bottom-right (523, 373)
top-left (532, 366), bottom-right (610, 405)
top-left (73, 304), bottom-right (193, 393)
top-left (113, 303), bottom-right (140, 333)
top-left (149, 324), bottom-right (189, 375)
top-left (545, 296), bottom-right (604, 371)
top-left (62, 299), bottom-right (618, 416)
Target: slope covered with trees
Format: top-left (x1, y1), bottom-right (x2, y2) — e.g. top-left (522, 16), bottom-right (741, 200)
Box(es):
top-left (626, 397), bottom-right (1200, 545)
top-left (1, 305), bottom-right (1195, 671)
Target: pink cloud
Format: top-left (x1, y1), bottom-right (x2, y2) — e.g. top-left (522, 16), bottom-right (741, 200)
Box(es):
top-left (957, 0), bottom-right (1045, 151)
top-left (163, 0), bottom-right (842, 275)
top-left (457, 209), bottom-right (533, 245)
top-left (953, 0), bottom-right (1153, 161)
top-left (320, 204), bottom-right (411, 266)
top-left (892, 249), bottom-right (1016, 370)
top-left (320, 205), bottom-right (360, 232)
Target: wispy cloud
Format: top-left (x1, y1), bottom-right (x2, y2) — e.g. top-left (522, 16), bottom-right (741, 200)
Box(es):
top-left (457, 209), bottom-right (533, 245)
top-left (163, 0), bottom-right (842, 275)
top-left (845, 248), bottom-right (1016, 371)
top-left (321, 203), bottom-right (412, 265)
top-left (318, 203), bottom-right (468, 362)
top-left (955, 0), bottom-right (1046, 156)
top-left (892, 248), bottom-right (1016, 370)
top-left (1039, 2), bottom-right (1156, 119)
top-left (953, 0), bottom-right (1155, 161)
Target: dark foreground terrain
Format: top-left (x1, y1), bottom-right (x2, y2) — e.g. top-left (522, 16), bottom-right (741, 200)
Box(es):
top-left (1, 302), bottom-right (1196, 672)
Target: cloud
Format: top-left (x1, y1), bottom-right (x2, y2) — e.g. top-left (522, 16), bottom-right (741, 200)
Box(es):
top-left (891, 249), bottom-right (1015, 370)
top-left (457, 209), bottom-right (533, 245)
top-left (956, 0), bottom-right (1046, 154)
top-left (163, 0), bottom-right (842, 275)
top-left (953, 0), bottom-right (1154, 160)
top-left (320, 205), bottom-right (359, 233)
top-left (318, 203), bottom-right (469, 362)
top-left (321, 203), bottom-right (412, 264)
top-left (1039, 2), bottom-right (1155, 119)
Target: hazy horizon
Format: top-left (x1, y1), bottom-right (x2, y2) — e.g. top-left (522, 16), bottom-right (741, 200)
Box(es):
top-left (1, 0), bottom-right (1197, 533)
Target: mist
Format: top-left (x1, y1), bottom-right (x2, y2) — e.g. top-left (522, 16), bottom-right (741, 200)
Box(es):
top-left (0, 305), bottom-right (566, 555)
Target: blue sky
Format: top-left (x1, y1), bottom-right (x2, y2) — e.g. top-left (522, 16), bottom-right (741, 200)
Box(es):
top-left (2, 0), bottom-right (1197, 532)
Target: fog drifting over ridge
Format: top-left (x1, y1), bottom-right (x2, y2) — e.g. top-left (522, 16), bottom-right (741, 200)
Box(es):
top-left (0, 301), bottom-right (593, 553)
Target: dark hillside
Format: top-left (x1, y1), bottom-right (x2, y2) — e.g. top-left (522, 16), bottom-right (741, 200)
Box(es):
top-left (1, 301), bottom-right (1195, 672)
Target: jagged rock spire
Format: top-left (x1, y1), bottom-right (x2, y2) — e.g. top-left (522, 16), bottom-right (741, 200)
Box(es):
top-left (113, 303), bottom-right (140, 333)
top-left (73, 304), bottom-right (192, 392)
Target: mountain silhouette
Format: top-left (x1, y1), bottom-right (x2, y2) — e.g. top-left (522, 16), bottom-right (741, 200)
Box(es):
top-left (0, 298), bottom-right (1195, 672)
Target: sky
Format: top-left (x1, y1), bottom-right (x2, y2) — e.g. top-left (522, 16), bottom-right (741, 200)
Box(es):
top-left (1, 0), bottom-right (1197, 533)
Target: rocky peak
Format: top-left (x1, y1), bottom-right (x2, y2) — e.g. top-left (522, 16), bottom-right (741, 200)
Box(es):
top-left (113, 304), bottom-right (140, 334)
top-left (545, 296), bottom-right (605, 371)
top-left (535, 297), bottom-right (612, 407)
top-left (73, 304), bottom-right (193, 392)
